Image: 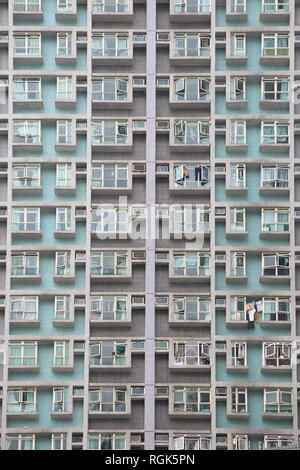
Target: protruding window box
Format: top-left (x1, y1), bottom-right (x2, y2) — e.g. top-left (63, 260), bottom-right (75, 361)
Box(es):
top-left (260, 142), bottom-right (289, 153)
top-left (53, 319), bottom-right (74, 328)
top-left (89, 409), bottom-right (130, 419)
top-left (12, 186), bottom-right (42, 196)
top-left (55, 10), bottom-right (77, 22)
top-left (260, 320), bottom-right (291, 329)
top-left (170, 141), bottom-right (210, 153)
top-left (225, 231), bottom-right (248, 240)
top-left (259, 99), bottom-right (289, 110)
top-left (259, 230), bottom-right (290, 241)
top-left (227, 411), bottom-right (250, 420)
top-left (53, 274), bottom-right (76, 284)
top-left (13, 10), bottom-right (43, 21)
top-left (11, 274), bottom-right (41, 284)
top-left (260, 55), bottom-right (289, 66)
top-left (226, 143), bottom-right (248, 153)
top-left (55, 142), bottom-right (77, 153)
top-left (50, 411), bottom-right (73, 419)
top-left (54, 186), bottom-right (76, 196)
top-left (9, 319), bottom-right (40, 328)
top-left (91, 273), bottom-right (132, 282)
top-left (7, 411), bottom-right (39, 420)
top-left (13, 55), bottom-right (43, 65)
top-left (260, 274), bottom-right (290, 284)
top-left (13, 99), bottom-right (43, 110)
top-left (261, 365), bottom-right (292, 374)
top-left (54, 230), bottom-right (76, 240)
top-left (169, 361), bottom-right (210, 373)
top-left (55, 55), bottom-right (77, 66)
top-left (89, 362), bottom-right (131, 372)
top-left (262, 412), bottom-right (293, 420)
top-left (169, 409), bottom-right (211, 419)
top-left (8, 364), bottom-right (40, 373)
top-left (55, 98), bottom-right (77, 110)
top-left (52, 364), bottom-right (74, 373)
top-left (226, 319), bottom-right (248, 328)
top-left (226, 55), bottom-right (247, 66)
top-left (226, 365), bottom-right (248, 374)
top-left (13, 142), bottom-right (43, 153)
top-left (259, 11), bottom-right (290, 23)
top-left (226, 99), bottom-right (248, 111)
top-left (226, 186), bottom-right (248, 196)
top-left (11, 230), bottom-right (42, 239)
top-left (259, 186), bottom-right (289, 196)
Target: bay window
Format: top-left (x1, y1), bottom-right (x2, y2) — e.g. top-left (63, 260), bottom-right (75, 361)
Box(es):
top-left (173, 33), bottom-right (211, 57)
top-left (56, 163), bottom-right (72, 188)
top-left (57, 33), bottom-right (72, 56)
top-left (92, 33), bottom-right (129, 57)
top-left (13, 120), bottom-right (41, 144)
top-left (173, 341), bottom-right (210, 366)
top-left (262, 297), bottom-right (290, 322)
top-left (230, 208), bottom-right (246, 232)
top-left (7, 388), bottom-right (36, 413)
top-left (262, 252), bottom-right (290, 276)
top-left (53, 387), bottom-right (69, 413)
top-left (54, 340), bottom-right (69, 366)
top-left (92, 120), bottom-right (128, 145)
top-left (261, 208), bottom-right (289, 232)
top-left (11, 252), bottom-right (39, 277)
top-left (230, 77), bottom-right (246, 100)
top-left (232, 388), bottom-right (248, 413)
top-left (90, 340), bottom-right (127, 366)
top-left (230, 33), bottom-right (246, 56)
top-left (57, 0), bottom-right (73, 11)
top-left (172, 252), bottom-right (210, 277)
top-left (230, 252), bottom-right (246, 276)
top-left (92, 163), bottom-right (128, 189)
top-left (173, 0), bottom-right (211, 13)
top-left (231, 296), bottom-right (247, 321)
top-left (232, 342), bottom-right (247, 366)
top-left (6, 434), bottom-right (35, 451)
top-left (173, 77), bottom-right (210, 101)
top-left (261, 164), bottom-right (289, 188)
top-left (13, 0), bottom-right (41, 11)
top-left (262, 77), bottom-right (289, 101)
top-left (174, 120), bottom-right (210, 144)
top-left (231, 0), bottom-right (246, 12)
top-left (14, 33), bottom-right (41, 56)
top-left (173, 386), bottom-right (211, 413)
top-left (264, 388), bottom-right (292, 414)
top-left (54, 295), bottom-right (70, 321)
top-left (10, 296), bottom-right (38, 321)
top-left (173, 207), bottom-right (210, 234)
top-left (262, 33), bottom-right (289, 57)
top-left (173, 164), bottom-right (210, 188)
top-left (13, 77), bottom-right (41, 101)
top-left (173, 435), bottom-right (211, 450)
top-left (13, 164), bottom-right (40, 188)
top-left (12, 207), bottom-right (40, 232)
top-left (262, 0), bottom-right (289, 12)
top-left (57, 76), bottom-right (72, 100)
top-left (89, 386), bottom-right (127, 413)
top-left (91, 251), bottom-right (128, 276)
top-left (88, 433), bottom-right (126, 450)
top-left (90, 295), bottom-right (128, 321)
top-left (52, 433), bottom-right (67, 451)
top-left (92, 77), bottom-right (128, 101)
top-left (263, 342), bottom-right (291, 367)
top-left (56, 120), bottom-right (72, 144)
top-left (92, 0), bottom-right (129, 13)
top-left (231, 120), bottom-right (246, 144)
top-left (261, 121), bottom-right (289, 144)
top-left (56, 208), bottom-right (71, 232)
top-left (9, 341), bottom-right (38, 367)
top-left (55, 251), bottom-right (71, 276)
top-left (91, 207), bottom-right (128, 233)
top-left (172, 296), bottom-right (211, 322)
top-left (230, 164), bottom-right (246, 188)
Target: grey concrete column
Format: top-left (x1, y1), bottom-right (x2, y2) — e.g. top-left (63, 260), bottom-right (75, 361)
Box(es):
top-left (144, 0), bottom-right (156, 451)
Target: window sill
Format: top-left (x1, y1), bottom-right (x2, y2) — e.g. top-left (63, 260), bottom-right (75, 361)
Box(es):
top-left (92, 55), bottom-right (133, 66)
top-left (55, 56), bottom-right (77, 66)
top-left (226, 365), bottom-right (248, 373)
top-left (259, 11), bottom-right (290, 22)
top-left (51, 411), bottom-right (73, 419)
top-left (261, 365), bottom-right (292, 374)
top-left (8, 365), bottom-right (40, 373)
top-left (54, 186), bottom-right (76, 196)
top-left (11, 230), bottom-right (42, 239)
top-left (13, 143), bottom-right (43, 153)
top-left (259, 230), bottom-right (290, 240)
top-left (169, 142), bottom-right (210, 153)
top-left (260, 55), bottom-right (289, 66)
top-left (91, 142), bottom-right (133, 152)
top-left (169, 411), bottom-right (211, 419)
top-left (52, 319), bottom-right (75, 328)
top-left (53, 275), bottom-right (76, 284)
top-left (226, 99), bottom-right (248, 110)
top-left (92, 99), bottom-right (133, 109)
top-left (90, 274), bottom-right (132, 282)
top-left (227, 412), bottom-right (250, 420)
top-left (226, 12), bottom-right (248, 22)
top-left (225, 231), bottom-right (248, 240)
top-left (13, 55), bottom-right (43, 65)
top-left (90, 319), bottom-right (131, 327)
top-left (55, 11), bottom-right (77, 21)
top-left (259, 186), bottom-right (289, 196)
top-left (89, 364), bottom-right (131, 372)
top-left (55, 99), bottom-right (77, 110)
top-left (170, 55), bottom-right (211, 66)
top-left (54, 231), bottom-right (76, 239)
top-left (55, 143), bottom-right (77, 153)
top-left (9, 319), bottom-right (40, 327)
top-left (259, 143), bottom-right (289, 153)
top-left (12, 186), bottom-right (42, 196)
top-left (260, 320), bottom-right (291, 329)
top-left (92, 11), bottom-right (134, 22)
top-left (88, 411), bottom-right (130, 419)
top-left (259, 99), bottom-right (289, 110)
top-left (169, 99), bottom-right (211, 109)
top-left (168, 319), bottom-right (211, 328)
top-left (169, 275), bottom-right (211, 283)
top-left (13, 10), bottom-right (43, 21)
top-left (226, 144), bottom-right (248, 153)
top-left (11, 275), bottom-right (41, 284)
top-left (225, 275), bottom-right (248, 284)
top-left (226, 56), bottom-right (248, 66)
top-left (169, 364), bottom-right (211, 372)
top-left (52, 365), bottom-right (74, 373)
top-left (260, 275), bottom-right (290, 284)
top-left (91, 186), bottom-right (131, 195)
top-left (7, 411), bottom-right (38, 420)
top-left (262, 412), bottom-right (293, 420)
top-left (226, 187), bottom-right (248, 196)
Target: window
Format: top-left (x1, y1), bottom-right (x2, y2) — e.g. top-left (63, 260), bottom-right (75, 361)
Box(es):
top-left (262, 0), bottom-right (289, 12)
top-left (91, 207), bottom-right (128, 233)
top-left (264, 388), bottom-right (292, 413)
top-left (92, 120), bottom-right (128, 145)
top-left (92, 164), bottom-right (128, 189)
top-left (56, 120), bottom-right (72, 144)
top-left (230, 77), bottom-right (246, 100)
top-left (231, 0), bottom-right (246, 12)
top-left (10, 296), bottom-right (38, 321)
top-left (262, 253), bottom-right (290, 276)
top-left (92, 78), bottom-right (128, 101)
top-left (56, 208), bottom-right (71, 232)
top-left (92, 0), bottom-right (129, 12)
top-left (52, 433), bottom-right (67, 451)
top-left (54, 296), bottom-right (70, 321)
top-left (55, 251), bottom-right (71, 276)
top-left (231, 296), bottom-right (247, 321)
top-left (174, 164), bottom-right (210, 188)
top-left (13, 0), bottom-right (41, 12)
top-left (172, 296), bottom-right (211, 322)
top-left (262, 297), bottom-right (290, 322)
top-left (261, 208), bottom-right (289, 232)
top-left (173, 207), bottom-right (210, 234)
top-left (231, 120), bottom-right (246, 144)
top-left (92, 33), bottom-right (129, 57)
top-left (6, 434), bottom-right (35, 451)
top-left (8, 389), bottom-right (36, 413)
top-left (88, 433), bottom-right (126, 450)
top-left (173, 387), bottom-right (211, 413)
top-left (91, 251), bottom-right (128, 276)
top-left (90, 295), bottom-right (128, 321)
top-left (263, 342), bottom-right (291, 366)
top-left (57, 0), bottom-right (73, 12)
top-left (232, 342), bottom-right (247, 366)
top-left (57, 77), bottom-right (72, 100)
top-left (174, 0), bottom-right (211, 13)
top-left (262, 33), bottom-right (289, 57)
top-left (174, 33), bottom-right (211, 57)
top-left (53, 387), bottom-right (69, 412)
top-left (89, 387), bottom-right (127, 413)
top-left (13, 77), bottom-right (41, 101)
top-left (90, 340), bottom-right (127, 366)
top-left (262, 77), bottom-right (289, 101)
top-left (173, 252), bottom-right (210, 276)
top-left (13, 120), bottom-right (41, 144)
top-left (261, 165), bottom-right (289, 187)
top-left (54, 340), bottom-right (69, 366)
top-left (230, 164), bottom-right (246, 188)
top-left (12, 207), bottom-right (40, 232)
top-left (232, 388), bottom-right (248, 413)
top-left (56, 163), bottom-right (72, 187)
top-left (230, 252), bottom-right (246, 276)
top-left (14, 34), bottom-right (41, 56)
top-left (11, 252), bottom-right (39, 276)
top-left (263, 435), bottom-right (293, 450)
top-left (230, 208), bottom-right (246, 232)
top-left (261, 121), bottom-right (289, 144)
top-left (174, 77), bottom-right (210, 101)
top-left (230, 33), bottom-right (246, 56)
top-left (174, 120), bottom-right (210, 144)
top-left (173, 435), bottom-right (211, 450)
top-left (9, 341), bottom-right (38, 366)
top-left (57, 33), bottom-right (72, 56)
top-left (232, 435), bottom-right (249, 451)
top-left (13, 164), bottom-right (40, 188)
top-left (173, 341), bottom-right (210, 366)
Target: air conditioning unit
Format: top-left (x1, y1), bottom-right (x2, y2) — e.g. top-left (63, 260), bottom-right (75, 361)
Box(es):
top-left (156, 78), bottom-right (169, 87)
top-left (156, 120), bottom-right (170, 130)
top-left (155, 434), bottom-right (169, 443)
top-left (133, 78), bottom-right (146, 86)
top-left (156, 252), bottom-right (169, 260)
top-left (215, 298), bottom-right (226, 305)
top-left (132, 163), bottom-right (146, 172)
top-left (132, 251), bottom-right (146, 260)
top-left (216, 387), bottom-right (227, 397)
top-left (131, 435), bottom-right (143, 444)
top-left (157, 33), bottom-right (169, 41)
top-left (132, 295), bottom-right (145, 304)
top-left (155, 296), bottom-right (169, 305)
top-left (215, 254), bottom-right (226, 261)
top-left (155, 387), bottom-right (169, 396)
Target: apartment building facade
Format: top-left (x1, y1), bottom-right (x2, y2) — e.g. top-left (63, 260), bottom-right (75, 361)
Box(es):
top-left (0, 0), bottom-right (299, 451)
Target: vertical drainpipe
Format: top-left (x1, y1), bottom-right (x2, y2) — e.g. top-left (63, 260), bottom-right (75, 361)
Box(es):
top-left (144, 0), bottom-right (156, 451)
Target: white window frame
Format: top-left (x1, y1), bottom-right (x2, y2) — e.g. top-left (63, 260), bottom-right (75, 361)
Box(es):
top-left (263, 342), bottom-right (291, 367)
top-left (6, 434), bottom-right (36, 451)
top-left (7, 388), bottom-right (37, 413)
top-left (13, 120), bottom-right (41, 144)
top-left (11, 252), bottom-right (39, 277)
top-left (262, 0), bottom-right (290, 12)
top-left (173, 341), bottom-right (210, 366)
top-left (261, 33), bottom-right (289, 57)
top-left (12, 164), bottom-right (40, 188)
top-left (51, 433), bottom-right (67, 451)
top-left (173, 434), bottom-right (211, 450)
top-left (174, 164), bottom-right (210, 188)
top-left (173, 296), bottom-right (211, 322)
top-left (173, 77), bottom-right (210, 102)
top-left (231, 0), bottom-right (246, 13)
top-left (12, 207), bottom-right (40, 232)
top-left (173, 386), bottom-right (211, 413)
top-left (57, 0), bottom-right (73, 12)
top-left (261, 208), bottom-right (289, 232)
top-left (92, 77), bottom-right (129, 101)
top-left (92, 33), bottom-right (129, 57)
top-left (55, 251), bottom-right (71, 276)
top-left (54, 295), bottom-right (70, 321)
top-left (261, 164), bottom-right (289, 188)
top-left (174, 120), bottom-right (210, 144)
top-left (89, 387), bottom-right (127, 413)
top-left (230, 296), bottom-right (247, 321)
top-left (231, 120), bottom-right (246, 144)
top-left (263, 435), bottom-right (293, 450)
top-left (14, 33), bottom-right (41, 56)
top-left (230, 33), bottom-right (246, 57)
top-left (90, 340), bottom-right (127, 366)
top-left (13, 77), bottom-right (41, 101)
top-left (8, 341), bottom-right (38, 367)
top-left (56, 120), bottom-right (72, 144)
top-left (13, 0), bottom-right (41, 12)
top-left (10, 296), bottom-right (39, 321)
top-left (173, 207), bottom-right (210, 234)
top-left (173, 252), bottom-right (211, 277)
top-left (261, 121), bottom-right (289, 144)
top-left (56, 163), bottom-right (72, 187)
top-left (230, 252), bottom-right (246, 276)
top-left (91, 207), bottom-right (128, 234)
top-left (91, 251), bottom-right (128, 276)
top-left (57, 32), bottom-right (72, 57)
top-left (56, 76), bottom-right (72, 100)
top-left (54, 340), bottom-right (69, 366)
top-left (264, 388), bottom-right (292, 414)
top-left (262, 252), bottom-right (290, 276)
top-left (262, 297), bottom-right (290, 322)
top-left (232, 387), bottom-right (248, 414)
top-left (92, 0), bottom-right (130, 13)
top-left (230, 164), bottom-right (246, 188)
top-left (261, 77), bottom-right (289, 101)
top-left (232, 435), bottom-right (249, 451)
top-left (232, 342), bottom-right (247, 366)
top-left (230, 208), bottom-right (246, 232)
top-left (174, 0), bottom-right (211, 13)
top-left (53, 387), bottom-right (69, 413)
top-left (88, 433), bottom-right (126, 450)
top-left (90, 295), bottom-right (128, 321)
top-left (173, 33), bottom-right (211, 57)
top-left (56, 207), bottom-right (71, 232)
top-left (92, 120), bottom-right (129, 145)
top-left (230, 77), bottom-right (246, 100)
top-left (92, 163), bottom-right (128, 189)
